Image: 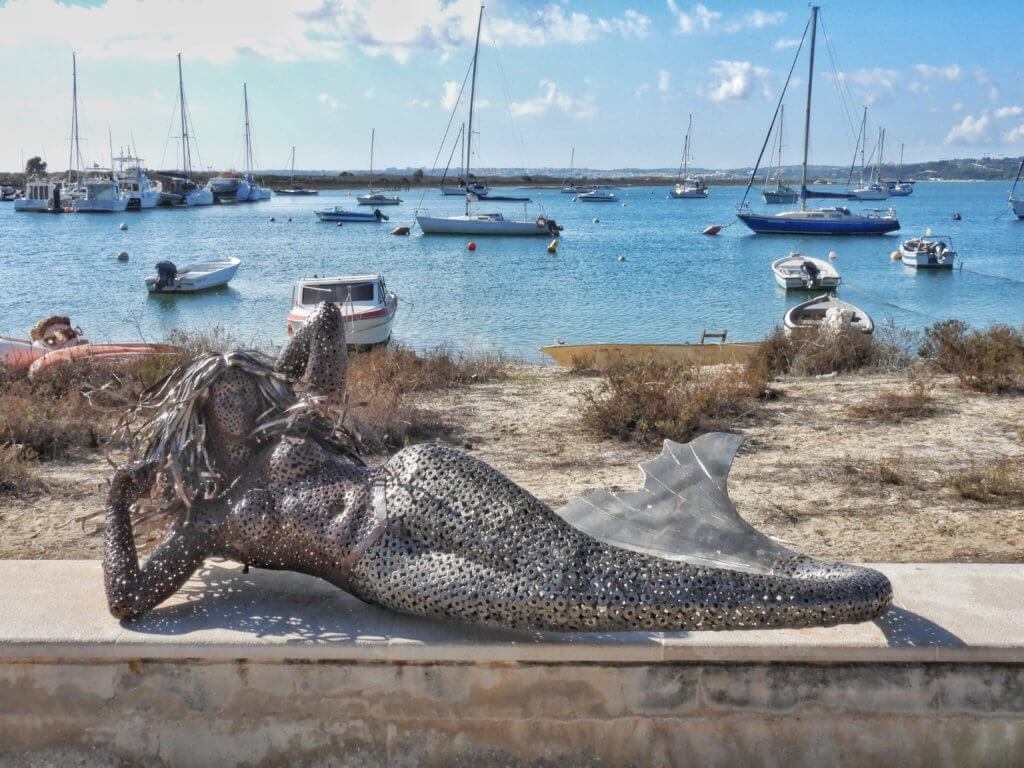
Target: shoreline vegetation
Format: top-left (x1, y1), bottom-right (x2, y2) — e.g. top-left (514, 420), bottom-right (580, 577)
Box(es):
top-left (1, 319), bottom-right (1022, 563)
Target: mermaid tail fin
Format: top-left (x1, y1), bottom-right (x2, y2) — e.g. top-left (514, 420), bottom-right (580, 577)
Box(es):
top-left (555, 432), bottom-right (791, 574)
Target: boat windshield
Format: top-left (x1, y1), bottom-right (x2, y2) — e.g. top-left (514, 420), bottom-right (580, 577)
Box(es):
top-left (301, 282), bottom-right (375, 304)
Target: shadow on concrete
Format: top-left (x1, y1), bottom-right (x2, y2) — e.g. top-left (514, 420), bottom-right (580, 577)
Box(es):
top-left (874, 605), bottom-right (966, 648)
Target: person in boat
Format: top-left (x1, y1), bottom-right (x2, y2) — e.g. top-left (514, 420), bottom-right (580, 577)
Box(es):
top-left (104, 302), bottom-right (891, 630)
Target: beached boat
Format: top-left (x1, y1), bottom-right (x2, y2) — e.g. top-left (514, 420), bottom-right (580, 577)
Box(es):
top-left (146, 257), bottom-right (241, 293)
top-left (315, 206), bottom-right (389, 223)
top-left (735, 6), bottom-right (900, 235)
top-left (578, 189), bottom-right (617, 202)
top-left (669, 115), bottom-right (709, 199)
top-left (784, 294), bottom-right (874, 335)
top-left (538, 340), bottom-right (760, 369)
top-left (899, 236), bottom-right (957, 269)
top-left (288, 274), bottom-right (398, 348)
top-left (1010, 158), bottom-right (1024, 219)
top-left (772, 253), bottom-right (841, 291)
top-left (416, 5), bottom-right (560, 237)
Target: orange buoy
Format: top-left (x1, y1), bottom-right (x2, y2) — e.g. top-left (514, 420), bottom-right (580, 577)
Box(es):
top-left (467, 241), bottom-right (477, 251)
top-left (703, 224), bottom-right (722, 235)
top-left (391, 226), bottom-right (411, 236)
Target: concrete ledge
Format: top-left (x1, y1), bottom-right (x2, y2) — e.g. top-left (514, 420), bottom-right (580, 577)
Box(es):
top-left (1, 562), bottom-right (1023, 767)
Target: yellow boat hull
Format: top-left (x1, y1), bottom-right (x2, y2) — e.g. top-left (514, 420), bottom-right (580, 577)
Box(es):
top-left (538, 342), bottom-right (760, 368)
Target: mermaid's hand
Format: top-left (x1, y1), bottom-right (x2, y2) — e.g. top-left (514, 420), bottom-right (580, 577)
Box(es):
top-left (276, 301), bottom-right (348, 400)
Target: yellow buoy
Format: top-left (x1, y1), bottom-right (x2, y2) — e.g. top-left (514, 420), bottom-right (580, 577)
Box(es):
top-left (547, 239), bottom-right (558, 254)
top-left (891, 251), bottom-right (901, 261)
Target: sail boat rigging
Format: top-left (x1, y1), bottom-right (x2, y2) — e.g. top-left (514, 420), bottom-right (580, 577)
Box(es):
top-left (736, 5), bottom-right (899, 235)
top-left (357, 129), bottom-right (402, 206)
top-left (561, 147), bottom-right (592, 194)
top-left (762, 105), bottom-right (798, 204)
top-left (240, 84), bottom-right (270, 201)
top-left (886, 142), bottom-right (913, 196)
top-left (669, 115), bottom-right (709, 198)
top-left (1010, 158), bottom-right (1024, 219)
top-left (169, 54), bottom-right (213, 206)
top-left (275, 147), bottom-right (318, 195)
top-left (415, 4), bottom-right (559, 236)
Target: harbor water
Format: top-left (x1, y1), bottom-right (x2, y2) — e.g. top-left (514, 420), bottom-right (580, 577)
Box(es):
top-left (0, 181), bottom-right (1020, 358)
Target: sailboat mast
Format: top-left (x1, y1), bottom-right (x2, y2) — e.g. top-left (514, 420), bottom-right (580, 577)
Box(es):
top-left (369, 128), bottom-right (375, 191)
top-left (465, 3), bottom-right (484, 215)
top-left (876, 127), bottom-right (884, 183)
top-left (177, 54), bottom-right (191, 177)
top-left (776, 104), bottom-right (784, 185)
top-left (798, 5), bottom-right (819, 211)
top-left (569, 146), bottom-right (574, 185)
top-left (290, 146), bottom-right (296, 186)
top-left (684, 114), bottom-right (692, 178)
top-left (243, 83), bottom-right (252, 175)
top-left (898, 143), bottom-right (905, 181)
top-left (68, 52), bottom-right (81, 185)
top-left (1012, 158), bottom-right (1024, 197)
top-left (859, 108), bottom-right (867, 184)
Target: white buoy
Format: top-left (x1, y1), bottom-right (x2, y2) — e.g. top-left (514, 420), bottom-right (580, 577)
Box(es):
top-left (617, 255), bottom-right (626, 262)
top-left (287, 217), bottom-right (292, 222)
top-left (593, 218), bottom-right (600, 223)
top-left (336, 222), bottom-right (343, 227)
top-left (118, 222), bottom-right (127, 231)
top-left (116, 251), bottom-right (128, 262)
top-left (270, 217), bottom-right (276, 222)
top-left (828, 250), bottom-right (838, 261)
top-left (621, 203), bottom-right (627, 207)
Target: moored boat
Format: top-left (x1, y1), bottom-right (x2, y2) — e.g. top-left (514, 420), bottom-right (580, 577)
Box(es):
top-left (72, 172), bottom-right (129, 213)
top-left (1010, 158), bottom-right (1024, 219)
top-left (146, 257), bottom-right (241, 293)
top-left (578, 189), bottom-right (617, 202)
top-left (316, 206), bottom-right (389, 223)
top-left (356, 129), bottom-right (402, 206)
top-left (772, 253), bottom-right (841, 291)
top-left (14, 180), bottom-right (64, 213)
top-left (669, 115), bottom-right (709, 199)
top-left (784, 294), bottom-right (874, 335)
top-left (899, 236), bottom-right (956, 269)
top-left (275, 147), bottom-right (319, 195)
top-left (287, 274), bottom-right (397, 348)
top-left (171, 55), bottom-right (214, 206)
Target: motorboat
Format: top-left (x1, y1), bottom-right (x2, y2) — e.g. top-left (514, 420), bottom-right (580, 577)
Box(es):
top-left (416, 5), bottom-right (561, 237)
top-left (316, 206), bottom-right (389, 223)
top-left (735, 7), bottom-right (899, 236)
top-left (784, 294), bottom-right (874, 335)
top-left (1010, 158), bottom-right (1024, 219)
top-left (669, 115), bottom-right (709, 199)
top-left (206, 173), bottom-right (250, 203)
top-left (72, 172), bottom-right (129, 213)
top-left (275, 146), bottom-right (319, 195)
top-left (14, 180), bottom-right (64, 212)
top-left (146, 257), bottom-right (241, 293)
top-left (114, 155), bottom-right (162, 210)
top-left (578, 189), bottom-right (617, 202)
top-left (771, 253), bottom-right (841, 291)
top-left (357, 128), bottom-right (402, 206)
top-left (0, 185), bottom-right (20, 201)
top-left (762, 105), bottom-right (798, 205)
top-left (170, 55), bottom-right (214, 206)
top-left (287, 274), bottom-right (398, 348)
top-left (899, 236), bottom-right (956, 269)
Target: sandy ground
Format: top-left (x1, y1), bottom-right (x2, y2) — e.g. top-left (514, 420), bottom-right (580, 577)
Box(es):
top-left (2, 364), bottom-right (1022, 562)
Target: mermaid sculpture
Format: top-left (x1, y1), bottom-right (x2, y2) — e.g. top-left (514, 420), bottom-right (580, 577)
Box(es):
top-left (104, 302), bottom-right (891, 631)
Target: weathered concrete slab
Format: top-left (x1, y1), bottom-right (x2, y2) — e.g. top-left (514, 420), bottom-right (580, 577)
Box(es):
top-left (0, 561), bottom-right (1021, 663)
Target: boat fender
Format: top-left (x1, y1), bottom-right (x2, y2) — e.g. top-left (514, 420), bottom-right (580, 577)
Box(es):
top-left (890, 251), bottom-right (901, 261)
top-left (547, 239), bottom-right (558, 254)
top-left (467, 241), bottom-right (477, 251)
top-left (702, 225), bottom-right (721, 235)
top-left (117, 251), bottom-right (129, 262)
top-left (391, 226), bottom-right (411, 236)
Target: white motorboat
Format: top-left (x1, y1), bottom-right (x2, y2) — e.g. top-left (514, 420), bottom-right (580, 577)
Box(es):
top-left (899, 236), bottom-right (956, 269)
top-left (1, 185), bottom-right (20, 201)
top-left (316, 206), bottom-right (389, 223)
top-left (115, 155), bottom-right (162, 210)
top-left (357, 128), bottom-right (402, 206)
top-left (416, 5), bottom-right (560, 237)
top-left (772, 253), bottom-right (841, 291)
top-left (784, 294), bottom-right (874, 335)
top-left (578, 189), bottom-right (617, 202)
top-left (206, 173), bottom-right (250, 203)
top-left (669, 115), bottom-right (709, 199)
top-left (14, 180), bottom-right (64, 212)
top-left (171, 55), bottom-right (214, 206)
top-left (72, 173), bottom-right (129, 213)
top-left (288, 274), bottom-right (398, 348)
top-left (1010, 158), bottom-right (1024, 219)
top-left (146, 257), bottom-right (241, 293)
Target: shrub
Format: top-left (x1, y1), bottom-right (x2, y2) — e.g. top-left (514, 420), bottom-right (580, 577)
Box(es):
top-left (848, 366), bottom-right (938, 423)
top-left (944, 459), bottom-right (1024, 502)
top-left (919, 321), bottom-right (1024, 393)
top-left (0, 444), bottom-right (45, 497)
top-left (580, 359), bottom-right (768, 444)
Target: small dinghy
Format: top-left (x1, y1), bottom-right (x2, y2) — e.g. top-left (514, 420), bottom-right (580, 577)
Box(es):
top-left (899, 236), bottom-right (956, 269)
top-left (146, 257), bottom-right (240, 293)
top-left (784, 294), bottom-right (874, 335)
top-left (316, 206), bottom-right (389, 223)
top-left (772, 253), bottom-right (841, 291)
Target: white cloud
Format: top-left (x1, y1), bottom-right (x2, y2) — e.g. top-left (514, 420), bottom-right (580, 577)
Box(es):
top-left (666, 1), bottom-right (720, 33)
top-left (509, 80), bottom-right (595, 119)
top-left (995, 105), bottom-right (1023, 119)
top-left (773, 37), bottom-right (800, 50)
top-left (635, 83), bottom-right (651, 97)
top-left (952, 101), bottom-right (963, 112)
top-left (703, 60), bottom-right (770, 103)
top-left (726, 9), bottom-right (785, 33)
top-left (1004, 124), bottom-right (1024, 143)
top-left (912, 64), bottom-right (961, 81)
top-left (408, 98), bottom-right (432, 109)
top-left (441, 81), bottom-right (461, 111)
top-left (974, 68), bottom-right (1000, 102)
top-left (657, 70), bottom-right (671, 93)
top-left (318, 93), bottom-right (342, 110)
top-left (837, 68), bottom-right (899, 105)
top-left (945, 112), bottom-right (992, 145)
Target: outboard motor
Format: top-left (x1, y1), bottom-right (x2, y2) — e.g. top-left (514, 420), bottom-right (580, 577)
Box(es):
top-left (154, 261), bottom-right (178, 292)
top-left (544, 217), bottom-right (562, 236)
top-left (373, 208), bottom-right (389, 222)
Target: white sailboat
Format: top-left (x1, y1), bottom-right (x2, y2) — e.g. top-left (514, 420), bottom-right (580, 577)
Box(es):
top-left (669, 115), bottom-right (709, 199)
top-left (849, 115), bottom-right (889, 201)
top-left (886, 143), bottom-right (913, 196)
top-left (275, 147), bottom-right (319, 195)
top-left (240, 84), bottom-right (271, 201)
top-left (561, 147), bottom-right (592, 194)
top-left (174, 54), bottom-right (213, 206)
top-left (1009, 158), bottom-right (1024, 219)
top-left (762, 105), bottom-right (798, 204)
top-left (357, 129), bottom-right (401, 206)
top-left (416, 5), bottom-right (562, 237)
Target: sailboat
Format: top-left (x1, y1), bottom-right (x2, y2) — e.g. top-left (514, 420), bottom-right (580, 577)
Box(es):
top-left (168, 54), bottom-right (213, 206)
top-left (885, 143), bottom-right (914, 196)
top-left (238, 84), bottom-right (270, 201)
top-left (561, 147), bottom-right (592, 194)
top-left (416, 4), bottom-right (561, 237)
top-left (439, 123), bottom-right (490, 197)
top-left (763, 104), bottom-right (798, 204)
top-left (849, 116), bottom-right (889, 201)
top-left (736, 6), bottom-right (899, 235)
top-left (357, 129), bottom-right (401, 206)
top-left (275, 147), bottom-right (318, 195)
top-left (669, 115), bottom-right (709, 198)
top-left (1011, 158), bottom-right (1024, 219)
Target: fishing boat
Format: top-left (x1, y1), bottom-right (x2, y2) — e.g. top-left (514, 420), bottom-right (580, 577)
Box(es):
top-left (238, 84), bottom-right (271, 201)
top-left (763, 105), bottom-right (798, 204)
top-left (14, 180), bottom-right (64, 213)
top-left (72, 171), bottom-right (129, 213)
top-left (114, 154), bottom-right (162, 210)
top-left (561, 147), bottom-right (593, 194)
top-left (146, 257), bottom-right (241, 293)
top-left (287, 274), bottom-right (398, 348)
top-left (784, 294), bottom-right (874, 335)
top-left (171, 55), bottom-right (214, 206)
top-left (669, 114), bottom-right (709, 199)
top-left (416, 5), bottom-right (561, 237)
top-left (578, 189), bottom-right (617, 203)
top-left (1010, 158), bottom-right (1024, 219)
top-left (899, 236), bottom-right (956, 269)
top-left (736, 6), bottom-right (900, 235)
top-left (206, 173), bottom-right (250, 203)
top-left (538, 339), bottom-right (760, 369)
top-left (771, 253), bottom-right (841, 290)
top-left (315, 206), bottom-right (389, 223)
top-left (275, 147), bottom-right (319, 195)
top-left (356, 129), bottom-right (401, 206)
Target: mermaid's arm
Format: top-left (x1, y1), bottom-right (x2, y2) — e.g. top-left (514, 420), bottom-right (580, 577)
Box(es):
top-left (275, 301), bottom-right (348, 397)
top-left (103, 461), bottom-right (208, 620)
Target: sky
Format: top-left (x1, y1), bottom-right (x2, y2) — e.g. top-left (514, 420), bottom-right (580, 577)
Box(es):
top-left (0, 0), bottom-right (1021, 173)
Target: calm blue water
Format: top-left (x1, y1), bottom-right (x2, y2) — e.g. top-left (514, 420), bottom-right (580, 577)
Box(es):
top-left (1, 182), bottom-right (1021, 358)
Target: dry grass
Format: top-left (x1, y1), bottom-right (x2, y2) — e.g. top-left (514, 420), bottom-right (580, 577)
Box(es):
top-left (0, 444), bottom-right (46, 497)
top-left (919, 320), bottom-right (1024, 393)
top-left (945, 459), bottom-right (1024, 503)
top-left (848, 367), bottom-right (939, 423)
top-left (579, 359), bottom-right (769, 445)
